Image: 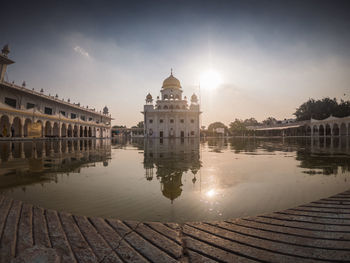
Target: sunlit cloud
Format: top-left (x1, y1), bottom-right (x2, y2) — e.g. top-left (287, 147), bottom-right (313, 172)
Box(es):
top-left (73, 45), bottom-right (91, 59)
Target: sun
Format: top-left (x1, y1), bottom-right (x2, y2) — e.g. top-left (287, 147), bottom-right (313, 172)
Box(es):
top-left (200, 70), bottom-right (222, 90)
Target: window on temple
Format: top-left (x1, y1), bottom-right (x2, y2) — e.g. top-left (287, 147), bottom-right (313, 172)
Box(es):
top-left (191, 119), bottom-right (194, 123)
top-left (89, 117), bottom-right (93, 121)
top-left (26, 102), bottom-right (35, 109)
top-left (180, 119), bottom-right (184, 123)
top-left (175, 95), bottom-right (180, 100)
top-left (71, 113), bottom-right (77, 119)
top-left (170, 119), bottom-right (174, 123)
top-left (60, 111), bottom-right (66, 116)
top-left (169, 105), bottom-right (174, 109)
top-left (159, 119), bottom-right (163, 123)
top-left (149, 119), bottom-right (153, 123)
top-left (81, 116), bottom-right (86, 121)
top-left (191, 131), bottom-right (195, 135)
top-left (164, 94), bottom-right (168, 99)
top-left (164, 105), bottom-right (168, 109)
top-left (5, 97), bottom-right (16, 108)
top-left (44, 107), bottom-right (53, 115)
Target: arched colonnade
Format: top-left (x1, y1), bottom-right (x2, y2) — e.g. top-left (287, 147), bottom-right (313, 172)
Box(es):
top-left (0, 114), bottom-right (109, 138)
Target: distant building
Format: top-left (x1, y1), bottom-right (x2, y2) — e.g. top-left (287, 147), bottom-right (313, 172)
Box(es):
top-left (0, 44), bottom-right (112, 138)
top-left (143, 71), bottom-right (201, 138)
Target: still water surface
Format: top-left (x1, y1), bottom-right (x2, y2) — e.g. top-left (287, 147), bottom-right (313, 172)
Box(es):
top-left (0, 137), bottom-right (349, 222)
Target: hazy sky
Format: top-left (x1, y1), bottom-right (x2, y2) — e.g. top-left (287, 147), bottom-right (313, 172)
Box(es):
top-left (2, 0), bottom-right (350, 127)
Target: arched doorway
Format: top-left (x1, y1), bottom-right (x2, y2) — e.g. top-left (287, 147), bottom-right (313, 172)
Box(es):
top-left (325, 124), bottom-right (331, 136)
top-left (84, 126), bottom-right (88, 137)
top-left (319, 125), bottom-right (324, 136)
top-left (332, 123), bottom-right (339, 136)
top-left (0, 115), bottom-right (11, 137)
top-left (306, 126), bottom-right (311, 136)
top-left (67, 124), bottom-right (72, 137)
top-left (45, 121), bottom-right (52, 137)
top-left (313, 125), bottom-right (318, 136)
top-left (88, 127), bottom-right (92, 137)
top-left (340, 123), bottom-right (347, 136)
top-left (12, 117), bottom-right (22, 137)
top-left (61, 123), bottom-right (67, 137)
top-left (74, 125), bottom-right (78, 137)
top-left (36, 120), bottom-right (44, 137)
top-left (24, 118), bottom-right (32, 137)
top-left (53, 122), bottom-right (60, 137)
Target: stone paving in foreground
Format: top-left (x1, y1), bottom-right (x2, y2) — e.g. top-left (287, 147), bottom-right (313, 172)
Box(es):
top-left (0, 191), bottom-right (350, 262)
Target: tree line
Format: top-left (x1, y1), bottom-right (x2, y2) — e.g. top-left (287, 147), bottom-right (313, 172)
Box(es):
top-left (206, 97), bottom-right (350, 136)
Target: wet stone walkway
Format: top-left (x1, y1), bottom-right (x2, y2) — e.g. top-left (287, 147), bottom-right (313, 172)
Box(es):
top-left (0, 191), bottom-right (350, 262)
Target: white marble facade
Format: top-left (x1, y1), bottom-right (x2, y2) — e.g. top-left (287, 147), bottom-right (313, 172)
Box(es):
top-left (0, 44), bottom-right (112, 138)
top-left (143, 71), bottom-right (201, 138)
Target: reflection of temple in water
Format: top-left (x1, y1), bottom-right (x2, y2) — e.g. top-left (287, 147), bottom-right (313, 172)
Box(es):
top-left (143, 138), bottom-right (201, 203)
top-left (0, 139), bottom-right (111, 189)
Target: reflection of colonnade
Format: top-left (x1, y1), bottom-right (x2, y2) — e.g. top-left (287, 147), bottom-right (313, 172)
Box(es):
top-left (0, 44), bottom-right (112, 139)
top-left (310, 136), bottom-right (350, 155)
top-left (0, 139), bottom-right (111, 163)
top-left (0, 139), bottom-right (112, 190)
top-left (143, 138), bottom-right (201, 202)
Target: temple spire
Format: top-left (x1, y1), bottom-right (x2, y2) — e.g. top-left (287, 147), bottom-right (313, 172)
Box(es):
top-left (170, 68), bottom-right (173, 76)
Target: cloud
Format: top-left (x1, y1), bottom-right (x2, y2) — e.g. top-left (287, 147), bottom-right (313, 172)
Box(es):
top-left (73, 45), bottom-right (91, 59)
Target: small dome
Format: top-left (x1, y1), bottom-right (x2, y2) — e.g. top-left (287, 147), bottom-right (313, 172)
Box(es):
top-left (103, 106), bottom-right (109, 114)
top-left (162, 70), bottom-right (181, 89)
top-left (1, 44), bottom-right (10, 56)
top-left (191, 93), bottom-right (198, 103)
top-left (146, 93), bottom-right (152, 100)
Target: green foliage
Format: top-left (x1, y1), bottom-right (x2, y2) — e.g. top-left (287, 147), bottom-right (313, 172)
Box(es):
top-left (136, 121), bottom-right (144, 128)
top-left (243, 118), bottom-right (259, 126)
top-left (262, 117), bottom-right (277, 125)
top-left (207, 122), bottom-right (228, 132)
top-left (294, 98), bottom-right (350, 121)
top-left (229, 119), bottom-right (247, 135)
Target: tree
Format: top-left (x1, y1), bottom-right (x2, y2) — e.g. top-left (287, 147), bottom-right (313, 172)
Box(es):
top-left (136, 121), bottom-right (144, 128)
top-left (229, 119), bottom-right (247, 135)
top-left (262, 117), bottom-right (277, 125)
top-left (243, 118), bottom-right (259, 126)
top-left (294, 97), bottom-right (350, 121)
top-left (207, 122), bottom-right (228, 135)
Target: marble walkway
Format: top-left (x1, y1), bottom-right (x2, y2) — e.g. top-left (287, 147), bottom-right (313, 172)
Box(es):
top-left (1, 191), bottom-right (350, 262)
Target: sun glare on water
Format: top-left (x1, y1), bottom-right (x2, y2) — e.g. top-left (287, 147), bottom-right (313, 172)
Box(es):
top-left (206, 189), bottom-right (216, 198)
top-left (200, 70), bottom-right (222, 90)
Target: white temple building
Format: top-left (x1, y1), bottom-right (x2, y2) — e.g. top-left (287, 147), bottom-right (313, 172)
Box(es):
top-left (143, 71), bottom-right (201, 138)
top-left (0, 44), bottom-right (112, 139)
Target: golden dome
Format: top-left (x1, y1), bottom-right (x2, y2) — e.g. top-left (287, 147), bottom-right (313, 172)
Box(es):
top-left (162, 71), bottom-right (181, 89)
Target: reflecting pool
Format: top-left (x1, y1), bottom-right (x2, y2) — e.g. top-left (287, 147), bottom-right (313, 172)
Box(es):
top-left (0, 137), bottom-right (350, 222)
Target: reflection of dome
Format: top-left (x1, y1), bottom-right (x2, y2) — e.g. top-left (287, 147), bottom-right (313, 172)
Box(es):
top-left (162, 72), bottom-right (181, 89)
top-left (161, 174), bottom-right (183, 203)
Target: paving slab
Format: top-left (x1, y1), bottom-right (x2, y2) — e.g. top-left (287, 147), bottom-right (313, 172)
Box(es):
top-left (0, 190), bottom-right (349, 262)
